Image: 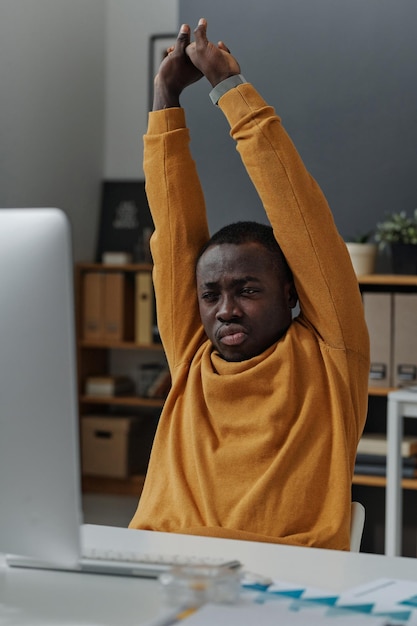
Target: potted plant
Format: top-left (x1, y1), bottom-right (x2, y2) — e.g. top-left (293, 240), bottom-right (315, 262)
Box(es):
top-left (375, 209), bottom-right (417, 274)
top-left (345, 231), bottom-right (377, 276)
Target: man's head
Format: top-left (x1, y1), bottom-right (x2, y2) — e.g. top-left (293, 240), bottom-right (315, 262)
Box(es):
top-left (196, 221), bottom-right (298, 362)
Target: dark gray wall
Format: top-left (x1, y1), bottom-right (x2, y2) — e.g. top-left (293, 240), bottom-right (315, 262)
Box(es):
top-left (179, 0), bottom-right (417, 242)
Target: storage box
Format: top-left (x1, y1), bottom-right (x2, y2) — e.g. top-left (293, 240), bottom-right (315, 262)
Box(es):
top-left (81, 416), bottom-right (153, 478)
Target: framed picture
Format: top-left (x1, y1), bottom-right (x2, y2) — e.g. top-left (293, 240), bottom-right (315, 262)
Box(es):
top-left (96, 181), bottom-right (154, 262)
top-left (148, 33), bottom-right (177, 110)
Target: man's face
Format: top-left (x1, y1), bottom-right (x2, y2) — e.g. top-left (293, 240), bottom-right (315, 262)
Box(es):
top-left (196, 242), bottom-right (297, 362)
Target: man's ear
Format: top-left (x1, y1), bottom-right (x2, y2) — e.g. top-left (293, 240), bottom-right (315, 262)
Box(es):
top-left (287, 280), bottom-right (298, 309)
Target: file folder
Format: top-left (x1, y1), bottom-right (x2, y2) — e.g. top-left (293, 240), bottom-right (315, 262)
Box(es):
top-left (135, 271), bottom-right (154, 344)
top-left (103, 272), bottom-right (133, 341)
top-left (82, 272), bottom-right (104, 340)
top-left (363, 292), bottom-right (393, 387)
top-left (393, 293), bottom-right (417, 387)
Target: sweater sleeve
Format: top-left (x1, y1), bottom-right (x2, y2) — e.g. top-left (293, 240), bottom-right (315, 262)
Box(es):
top-left (143, 108), bottom-right (209, 372)
top-left (218, 84), bottom-right (369, 357)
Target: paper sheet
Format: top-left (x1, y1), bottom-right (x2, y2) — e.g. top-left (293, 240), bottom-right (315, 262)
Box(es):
top-left (336, 578), bottom-right (417, 625)
top-left (145, 578), bottom-right (417, 625)
top-left (181, 599), bottom-right (388, 625)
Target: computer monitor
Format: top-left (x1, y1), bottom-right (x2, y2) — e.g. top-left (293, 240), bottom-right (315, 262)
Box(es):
top-left (0, 208), bottom-right (82, 565)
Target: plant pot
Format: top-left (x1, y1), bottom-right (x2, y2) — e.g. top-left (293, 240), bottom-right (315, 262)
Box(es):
top-left (346, 242), bottom-right (377, 276)
top-left (391, 243), bottom-right (417, 275)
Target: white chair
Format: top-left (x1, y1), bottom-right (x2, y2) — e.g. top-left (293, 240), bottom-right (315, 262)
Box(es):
top-left (350, 501), bottom-right (365, 552)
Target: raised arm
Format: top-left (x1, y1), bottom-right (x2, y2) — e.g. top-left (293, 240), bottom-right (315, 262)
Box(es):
top-left (186, 19), bottom-right (368, 355)
top-left (144, 25), bottom-right (211, 371)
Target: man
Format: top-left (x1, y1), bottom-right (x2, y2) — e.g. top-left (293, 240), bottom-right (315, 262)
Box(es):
top-left (129, 19), bottom-right (369, 550)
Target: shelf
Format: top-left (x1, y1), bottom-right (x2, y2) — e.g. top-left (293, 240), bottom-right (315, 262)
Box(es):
top-left (368, 386), bottom-right (397, 397)
top-left (80, 395), bottom-right (165, 408)
top-left (358, 274), bottom-right (417, 287)
top-left (76, 262), bottom-right (166, 498)
top-left (353, 474), bottom-right (417, 490)
top-left (355, 273), bottom-right (417, 557)
top-left (82, 474), bottom-right (145, 496)
top-left (78, 262), bottom-right (153, 273)
top-left (78, 339), bottom-right (163, 351)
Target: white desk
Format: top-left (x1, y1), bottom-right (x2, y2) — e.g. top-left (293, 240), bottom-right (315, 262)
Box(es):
top-left (386, 388), bottom-right (417, 557)
top-left (2, 525), bottom-right (417, 624)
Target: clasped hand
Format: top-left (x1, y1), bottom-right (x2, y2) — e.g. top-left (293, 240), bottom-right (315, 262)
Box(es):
top-left (152, 18), bottom-right (241, 110)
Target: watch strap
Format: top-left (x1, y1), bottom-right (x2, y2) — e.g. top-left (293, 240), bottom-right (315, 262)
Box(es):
top-left (209, 74), bottom-right (247, 105)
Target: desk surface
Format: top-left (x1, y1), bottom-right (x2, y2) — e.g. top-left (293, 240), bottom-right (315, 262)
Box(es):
top-left (1, 524), bottom-right (417, 625)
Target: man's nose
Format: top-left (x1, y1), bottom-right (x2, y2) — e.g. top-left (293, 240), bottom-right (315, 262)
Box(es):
top-left (216, 294), bottom-right (242, 321)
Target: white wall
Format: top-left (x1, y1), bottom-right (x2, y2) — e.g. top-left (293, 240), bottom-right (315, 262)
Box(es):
top-left (0, 0), bottom-right (178, 261)
top-left (180, 0), bottom-right (417, 240)
top-left (104, 0), bottom-right (178, 179)
top-left (0, 0), bottom-right (106, 261)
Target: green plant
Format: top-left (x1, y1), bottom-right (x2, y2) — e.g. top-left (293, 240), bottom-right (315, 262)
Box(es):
top-left (375, 209), bottom-right (417, 247)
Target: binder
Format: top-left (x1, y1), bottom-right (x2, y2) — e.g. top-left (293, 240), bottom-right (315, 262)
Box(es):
top-left (103, 272), bottom-right (132, 341)
top-left (357, 433), bottom-right (417, 457)
top-left (393, 293), bottom-right (417, 387)
top-left (82, 272), bottom-right (104, 340)
top-left (363, 292), bottom-right (393, 387)
top-left (135, 271), bottom-right (154, 344)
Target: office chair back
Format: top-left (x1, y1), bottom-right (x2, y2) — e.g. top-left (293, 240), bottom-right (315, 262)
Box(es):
top-left (350, 501), bottom-right (365, 552)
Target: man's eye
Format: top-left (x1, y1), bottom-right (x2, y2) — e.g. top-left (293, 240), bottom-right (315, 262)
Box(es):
top-left (241, 288), bottom-right (257, 295)
top-left (201, 292), bottom-right (218, 302)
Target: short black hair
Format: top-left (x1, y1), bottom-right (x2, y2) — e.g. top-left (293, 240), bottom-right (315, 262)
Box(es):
top-left (197, 221), bottom-right (293, 281)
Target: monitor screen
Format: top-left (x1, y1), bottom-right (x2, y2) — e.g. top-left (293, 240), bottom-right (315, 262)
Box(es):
top-left (0, 208), bottom-right (82, 564)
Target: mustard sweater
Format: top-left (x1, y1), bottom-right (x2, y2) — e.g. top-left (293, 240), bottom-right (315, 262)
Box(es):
top-left (129, 84), bottom-right (370, 551)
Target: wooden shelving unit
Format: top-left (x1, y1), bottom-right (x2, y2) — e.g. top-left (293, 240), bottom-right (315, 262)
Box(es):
top-left (355, 274), bottom-right (417, 490)
top-left (77, 271), bottom-right (417, 496)
top-left (75, 262), bottom-right (167, 496)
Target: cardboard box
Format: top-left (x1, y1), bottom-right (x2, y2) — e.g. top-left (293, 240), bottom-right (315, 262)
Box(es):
top-left (81, 416), bottom-right (153, 478)
top-left (85, 375), bottom-right (135, 397)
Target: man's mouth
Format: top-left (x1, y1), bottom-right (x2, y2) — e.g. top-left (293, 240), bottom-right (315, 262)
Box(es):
top-left (217, 325), bottom-right (247, 346)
